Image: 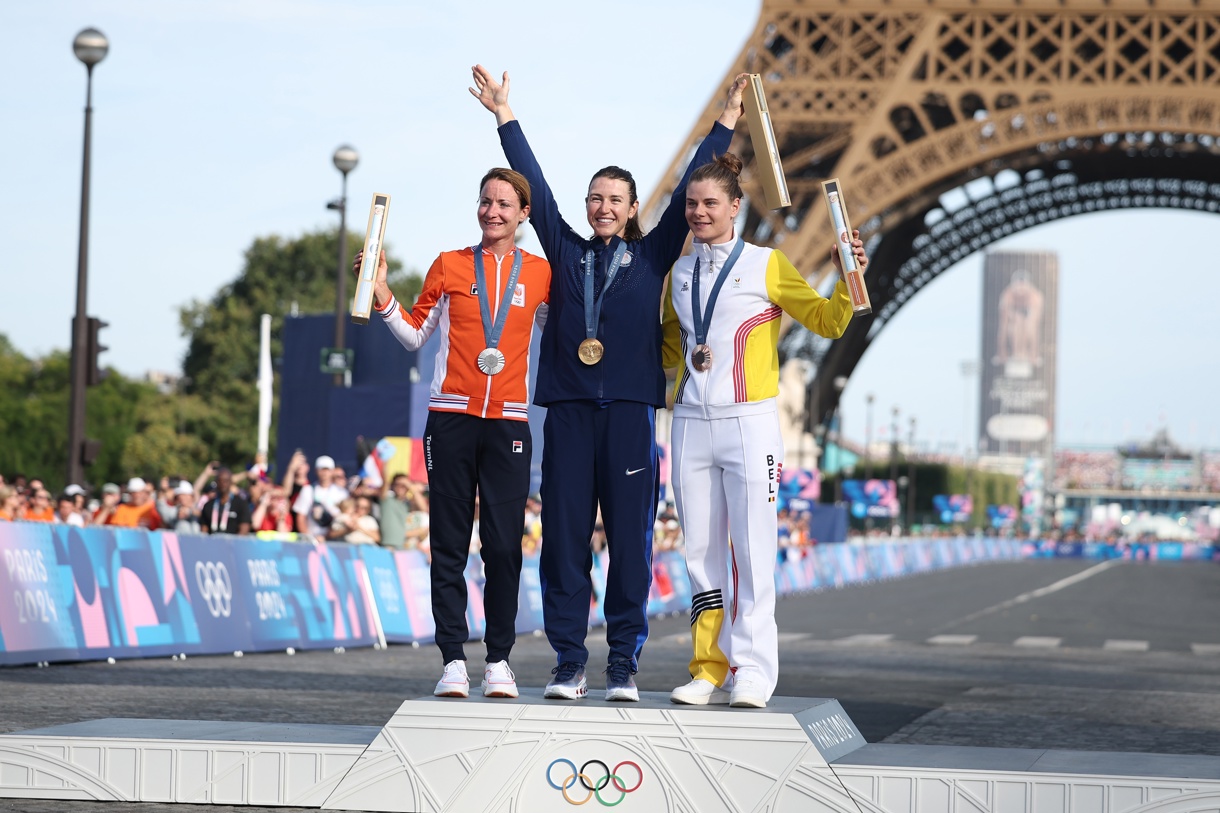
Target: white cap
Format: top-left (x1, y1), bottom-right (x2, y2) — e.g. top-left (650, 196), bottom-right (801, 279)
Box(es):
top-left (315, 455), bottom-right (335, 470)
top-left (174, 482), bottom-right (195, 496)
top-left (126, 477), bottom-right (147, 492)
top-left (64, 484), bottom-right (86, 497)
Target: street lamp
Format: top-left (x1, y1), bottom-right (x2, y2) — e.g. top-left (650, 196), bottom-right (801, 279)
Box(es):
top-left (889, 405), bottom-right (900, 534)
top-left (328, 145), bottom-right (359, 386)
top-left (66, 27), bottom-right (109, 487)
top-left (864, 393), bottom-right (875, 480)
top-left (907, 416), bottom-right (917, 531)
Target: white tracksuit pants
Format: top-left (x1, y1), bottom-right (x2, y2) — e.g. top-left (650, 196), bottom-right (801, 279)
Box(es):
top-left (671, 399), bottom-right (782, 699)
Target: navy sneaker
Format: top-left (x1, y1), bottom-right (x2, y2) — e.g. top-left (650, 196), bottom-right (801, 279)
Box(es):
top-left (544, 661), bottom-right (587, 699)
top-left (604, 660), bottom-right (639, 702)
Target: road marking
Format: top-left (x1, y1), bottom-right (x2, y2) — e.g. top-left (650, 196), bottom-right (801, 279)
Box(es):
top-left (927, 634), bottom-right (977, 646)
top-left (1014, 636), bottom-right (1062, 648)
top-left (1192, 644), bottom-right (1220, 656)
top-left (778, 632), bottom-right (810, 643)
top-left (1103, 639), bottom-right (1149, 652)
top-left (937, 560), bottom-right (1121, 631)
top-left (834, 634), bottom-right (894, 646)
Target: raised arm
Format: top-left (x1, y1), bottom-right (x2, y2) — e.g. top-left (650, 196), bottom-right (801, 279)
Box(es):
top-left (471, 65), bottom-right (579, 267)
top-left (647, 74), bottom-right (750, 268)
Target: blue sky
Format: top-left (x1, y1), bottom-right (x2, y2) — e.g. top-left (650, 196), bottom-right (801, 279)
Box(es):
top-left (4, 1), bottom-right (1218, 453)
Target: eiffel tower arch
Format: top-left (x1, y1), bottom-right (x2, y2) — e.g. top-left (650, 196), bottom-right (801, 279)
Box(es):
top-left (643, 0), bottom-right (1220, 434)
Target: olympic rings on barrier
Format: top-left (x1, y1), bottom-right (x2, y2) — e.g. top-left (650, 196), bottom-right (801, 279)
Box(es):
top-left (195, 561), bottom-right (233, 618)
top-left (546, 758), bottom-right (643, 806)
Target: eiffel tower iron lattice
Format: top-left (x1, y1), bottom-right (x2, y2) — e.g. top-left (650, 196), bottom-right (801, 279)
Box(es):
top-left (642, 0), bottom-right (1220, 430)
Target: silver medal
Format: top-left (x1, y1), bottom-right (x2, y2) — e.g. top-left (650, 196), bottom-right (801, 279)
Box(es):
top-left (477, 347), bottom-right (506, 375)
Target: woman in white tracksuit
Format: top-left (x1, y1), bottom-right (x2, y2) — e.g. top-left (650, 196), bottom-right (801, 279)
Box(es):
top-left (661, 153), bottom-right (869, 708)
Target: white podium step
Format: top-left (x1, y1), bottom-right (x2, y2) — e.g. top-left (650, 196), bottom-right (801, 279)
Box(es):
top-left (0, 718), bottom-right (377, 806)
top-left (833, 743), bottom-right (1220, 813)
top-left (3, 694), bottom-right (1220, 812)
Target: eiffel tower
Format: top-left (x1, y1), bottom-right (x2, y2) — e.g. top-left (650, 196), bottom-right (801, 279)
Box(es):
top-left (643, 0), bottom-right (1220, 429)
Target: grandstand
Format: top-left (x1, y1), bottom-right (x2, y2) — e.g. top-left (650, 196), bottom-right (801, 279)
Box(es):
top-left (1053, 430), bottom-right (1220, 540)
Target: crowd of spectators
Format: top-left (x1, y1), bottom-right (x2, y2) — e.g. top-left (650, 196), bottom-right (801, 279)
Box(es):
top-left (0, 455), bottom-right (697, 558)
top-left (1053, 450), bottom-right (1122, 490)
top-left (0, 454), bottom-right (431, 550)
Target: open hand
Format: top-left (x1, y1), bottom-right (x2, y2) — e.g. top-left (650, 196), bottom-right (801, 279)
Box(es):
top-left (470, 65), bottom-right (516, 125)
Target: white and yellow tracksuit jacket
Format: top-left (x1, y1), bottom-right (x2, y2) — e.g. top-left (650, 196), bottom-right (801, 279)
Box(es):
top-left (661, 239), bottom-right (853, 408)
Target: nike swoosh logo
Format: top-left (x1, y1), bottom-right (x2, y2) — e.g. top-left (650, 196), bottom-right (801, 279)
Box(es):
top-left (626, 467), bottom-right (646, 476)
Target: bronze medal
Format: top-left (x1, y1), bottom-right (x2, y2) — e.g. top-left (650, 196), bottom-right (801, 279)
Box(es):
top-left (691, 344), bottom-right (712, 372)
top-left (578, 338), bottom-right (604, 365)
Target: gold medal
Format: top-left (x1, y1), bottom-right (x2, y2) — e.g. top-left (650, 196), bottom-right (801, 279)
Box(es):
top-left (578, 338), bottom-right (604, 365)
top-left (691, 344), bottom-right (712, 372)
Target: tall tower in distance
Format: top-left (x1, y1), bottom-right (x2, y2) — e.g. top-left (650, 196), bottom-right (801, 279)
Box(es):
top-left (978, 250), bottom-right (1059, 473)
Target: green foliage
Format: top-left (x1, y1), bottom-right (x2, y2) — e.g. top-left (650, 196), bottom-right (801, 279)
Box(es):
top-left (179, 228), bottom-right (419, 467)
top-left (0, 339), bottom-right (212, 490)
top-left (0, 229), bottom-right (419, 491)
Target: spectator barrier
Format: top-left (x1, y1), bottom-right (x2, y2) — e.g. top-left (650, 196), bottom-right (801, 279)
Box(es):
top-left (0, 521), bottom-right (1101, 667)
top-left (1021, 539), bottom-right (1219, 561)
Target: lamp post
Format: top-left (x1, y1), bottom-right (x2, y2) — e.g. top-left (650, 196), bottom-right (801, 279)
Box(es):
top-left (831, 375), bottom-right (847, 460)
top-left (864, 393), bottom-right (875, 480)
top-left (329, 145), bottom-right (359, 386)
top-left (66, 27), bottom-right (109, 488)
top-left (907, 416), bottom-right (917, 531)
top-left (889, 405), bottom-right (900, 534)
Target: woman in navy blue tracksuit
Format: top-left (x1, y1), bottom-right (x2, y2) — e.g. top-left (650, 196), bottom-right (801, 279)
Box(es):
top-left (471, 65), bottom-right (747, 701)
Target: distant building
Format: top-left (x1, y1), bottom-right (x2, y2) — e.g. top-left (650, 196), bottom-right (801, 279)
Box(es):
top-left (144, 370), bottom-right (181, 395)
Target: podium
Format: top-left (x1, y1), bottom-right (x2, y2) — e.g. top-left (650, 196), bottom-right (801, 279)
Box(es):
top-left (3, 692), bottom-right (1220, 811)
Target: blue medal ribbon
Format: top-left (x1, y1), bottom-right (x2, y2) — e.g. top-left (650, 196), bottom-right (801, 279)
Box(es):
top-left (691, 239), bottom-right (745, 346)
top-left (583, 242), bottom-right (628, 340)
top-left (472, 244), bottom-right (524, 351)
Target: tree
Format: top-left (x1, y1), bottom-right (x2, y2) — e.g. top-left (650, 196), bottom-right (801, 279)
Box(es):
top-left (179, 228), bottom-right (419, 468)
top-left (0, 336), bottom-right (209, 490)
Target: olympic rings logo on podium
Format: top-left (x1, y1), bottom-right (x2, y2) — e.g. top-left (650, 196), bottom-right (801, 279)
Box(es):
top-left (545, 758), bottom-right (643, 806)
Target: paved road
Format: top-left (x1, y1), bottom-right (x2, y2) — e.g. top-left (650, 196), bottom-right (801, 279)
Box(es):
top-left (2, 557), bottom-right (1218, 812)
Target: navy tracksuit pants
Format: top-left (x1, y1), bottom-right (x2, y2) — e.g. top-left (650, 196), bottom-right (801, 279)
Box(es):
top-left (539, 400), bottom-right (659, 669)
top-left (424, 411), bottom-right (531, 665)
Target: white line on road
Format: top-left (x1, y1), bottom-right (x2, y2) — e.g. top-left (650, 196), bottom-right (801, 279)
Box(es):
top-left (1014, 636), bottom-right (1062, 648)
top-left (938, 559), bottom-right (1122, 631)
top-left (834, 634), bottom-right (894, 646)
top-left (927, 634), bottom-right (978, 646)
top-left (1191, 644), bottom-right (1220, 656)
top-left (778, 632), bottom-right (810, 643)
top-left (1104, 639), bottom-right (1150, 652)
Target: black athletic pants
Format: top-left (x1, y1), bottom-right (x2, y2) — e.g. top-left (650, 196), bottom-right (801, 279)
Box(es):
top-left (424, 411), bottom-right (531, 664)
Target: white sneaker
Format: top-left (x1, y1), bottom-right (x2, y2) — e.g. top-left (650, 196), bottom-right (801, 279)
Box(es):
top-left (482, 660), bottom-right (519, 698)
top-left (729, 676), bottom-right (768, 708)
top-left (434, 660), bottom-right (469, 697)
top-left (670, 678), bottom-right (730, 705)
